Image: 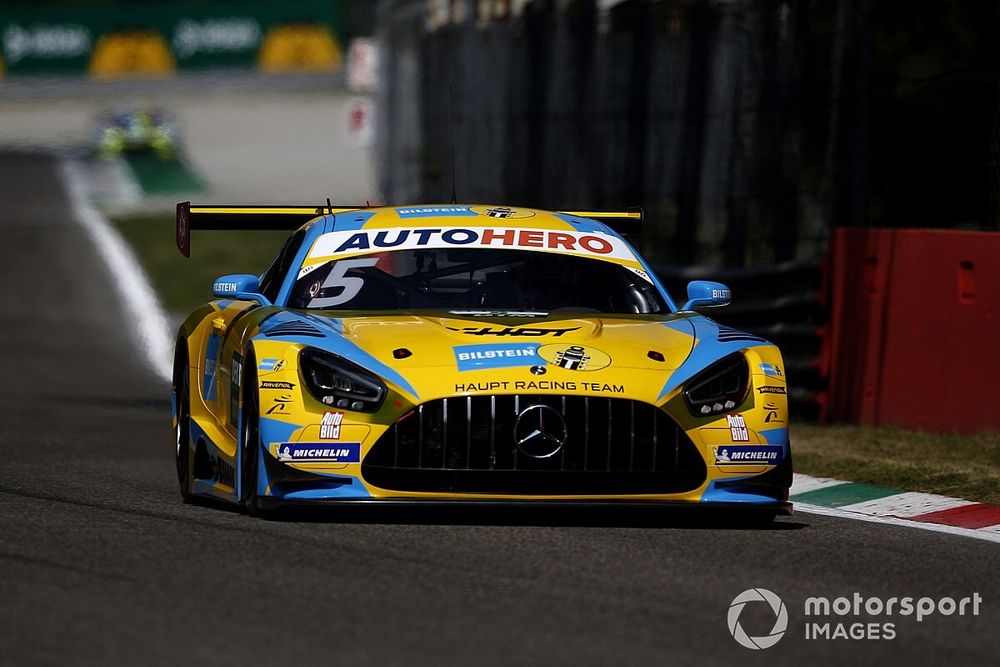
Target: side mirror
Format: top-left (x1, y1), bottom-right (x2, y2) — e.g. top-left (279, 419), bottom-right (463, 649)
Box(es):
top-left (681, 280), bottom-right (731, 310)
top-left (212, 274), bottom-right (271, 306)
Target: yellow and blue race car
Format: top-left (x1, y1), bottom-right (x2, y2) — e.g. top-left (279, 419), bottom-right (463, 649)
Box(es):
top-left (172, 203), bottom-right (792, 519)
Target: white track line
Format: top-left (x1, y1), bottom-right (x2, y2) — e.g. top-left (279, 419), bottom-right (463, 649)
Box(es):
top-left (59, 158), bottom-right (173, 384)
top-left (837, 492), bottom-right (975, 518)
top-left (794, 502), bottom-right (1000, 545)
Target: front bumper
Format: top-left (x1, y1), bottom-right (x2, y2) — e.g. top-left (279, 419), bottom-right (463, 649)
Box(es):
top-left (257, 396), bottom-right (792, 507)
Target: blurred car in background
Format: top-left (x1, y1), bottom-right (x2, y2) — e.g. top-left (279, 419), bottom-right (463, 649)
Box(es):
top-left (94, 105), bottom-right (179, 160)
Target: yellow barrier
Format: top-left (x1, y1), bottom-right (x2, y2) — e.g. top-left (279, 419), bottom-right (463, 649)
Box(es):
top-left (89, 30), bottom-right (176, 79)
top-left (257, 24), bottom-right (342, 72)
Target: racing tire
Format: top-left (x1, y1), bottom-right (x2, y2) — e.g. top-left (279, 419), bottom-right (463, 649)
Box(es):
top-left (240, 352), bottom-right (264, 517)
top-left (173, 344), bottom-right (193, 502)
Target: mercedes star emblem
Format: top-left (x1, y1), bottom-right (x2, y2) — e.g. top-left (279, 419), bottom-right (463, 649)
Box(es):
top-left (513, 404), bottom-right (568, 459)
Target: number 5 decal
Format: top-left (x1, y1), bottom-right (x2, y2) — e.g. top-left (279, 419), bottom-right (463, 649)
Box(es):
top-left (308, 258), bottom-right (378, 308)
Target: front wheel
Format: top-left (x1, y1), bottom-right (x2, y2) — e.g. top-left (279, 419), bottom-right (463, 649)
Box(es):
top-left (174, 347), bottom-right (193, 502)
top-left (240, 354), bottom-right (263, 516)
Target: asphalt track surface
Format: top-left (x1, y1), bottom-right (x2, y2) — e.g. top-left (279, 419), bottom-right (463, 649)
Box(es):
top-left (0, 153), bottom-right (996, 666)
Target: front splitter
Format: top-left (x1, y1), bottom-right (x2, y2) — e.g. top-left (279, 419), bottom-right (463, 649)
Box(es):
top-left (257, 496), bottom-right (793, 514)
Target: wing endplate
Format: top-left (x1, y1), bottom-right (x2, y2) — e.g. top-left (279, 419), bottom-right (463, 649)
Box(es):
top-left (176, 202), bottom-right (362, 257)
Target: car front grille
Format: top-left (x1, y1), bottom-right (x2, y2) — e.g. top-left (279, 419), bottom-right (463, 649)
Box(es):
top-left (361, 395), bottom-right (707, 495)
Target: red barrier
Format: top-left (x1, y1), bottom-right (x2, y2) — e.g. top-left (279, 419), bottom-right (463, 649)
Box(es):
top-left (826, 228), bottom-right (1000, 433)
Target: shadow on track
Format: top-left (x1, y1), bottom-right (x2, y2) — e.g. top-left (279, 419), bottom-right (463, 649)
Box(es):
top-left (183, 496), bottom-right (809, 531)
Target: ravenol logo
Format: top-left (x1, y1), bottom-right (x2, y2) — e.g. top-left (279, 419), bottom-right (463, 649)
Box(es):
top-left (454, 343), bottom-right (542, 371)
top-left (275, 442), bottom-right (360, 463)
top-left (728, 588), bottom-right (788, 650)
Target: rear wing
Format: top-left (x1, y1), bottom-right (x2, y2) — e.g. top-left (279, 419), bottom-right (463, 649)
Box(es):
top-left (561, 208), bottom-right (643, 251)
top-left (176, 202), bottom-right (360, 257)
top-left (176, 202), bottom-right (643, 257)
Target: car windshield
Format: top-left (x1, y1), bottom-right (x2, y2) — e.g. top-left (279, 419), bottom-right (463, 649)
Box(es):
top-left (289, 248), bottom-right (667, 313)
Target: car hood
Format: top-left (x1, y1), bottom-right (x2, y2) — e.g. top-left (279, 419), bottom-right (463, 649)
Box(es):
top-left (304, 311), bottom-right (696, 370)
top-left (252, 311), bottom-right (709, 404)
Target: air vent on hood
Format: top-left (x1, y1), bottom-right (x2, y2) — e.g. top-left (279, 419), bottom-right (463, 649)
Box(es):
top-left (716, 325), bottom-right (766, 343)
top-left (263, 320), bottom-right (325, 338)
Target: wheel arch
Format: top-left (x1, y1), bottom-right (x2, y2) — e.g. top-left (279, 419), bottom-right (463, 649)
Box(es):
top-left (238, 343), bottom-right (267, 512)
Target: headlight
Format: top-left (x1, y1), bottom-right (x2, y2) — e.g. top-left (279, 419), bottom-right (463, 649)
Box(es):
top-left (300, 349), bottom-right (386, 413)
top-left (683, 353), bottom-right (749, 417)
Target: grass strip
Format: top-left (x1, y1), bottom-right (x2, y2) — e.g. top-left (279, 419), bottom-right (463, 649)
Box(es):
top-left (793, 424), bottom-right (1000, 505)
top-left (111, 213), bottom-right (287, 314)
top-left (124, 153), bottom-right (206, 195)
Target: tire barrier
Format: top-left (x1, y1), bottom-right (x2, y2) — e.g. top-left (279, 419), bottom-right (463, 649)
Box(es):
top-left (825, 227), bottom-right (1000, 432)
top-left (258, 25), bottom-right (343, 73)
top-left (0, 2), bottom-right (345, 80)
top-left (89, 31), bottom-right (175, 79)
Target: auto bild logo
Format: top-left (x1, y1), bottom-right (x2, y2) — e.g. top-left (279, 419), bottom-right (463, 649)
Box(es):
top-left (727, 588), bottom-right (788, 650)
